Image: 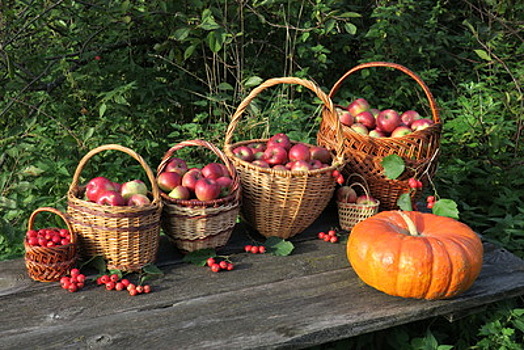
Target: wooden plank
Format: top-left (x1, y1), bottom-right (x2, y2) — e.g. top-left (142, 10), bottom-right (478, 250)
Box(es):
top-left (1, 208), bottom-right (524, 349)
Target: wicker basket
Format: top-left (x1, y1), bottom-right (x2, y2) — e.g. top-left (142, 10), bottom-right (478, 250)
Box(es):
top-left (67, 144), bottom-right (162, 272)
top-left (157, 139), bottom-right (241, 253)
top-left (24, 207), bottom-right (77, 282)
top-left (317, 61), bottom-right (442, 211)
top-left (337, 174), bottom-right (379, 231)
top-left (223, 77), bottom-right (345, 239)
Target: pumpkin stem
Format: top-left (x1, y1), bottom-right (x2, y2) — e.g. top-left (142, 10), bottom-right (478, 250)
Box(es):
top-left (397, 211), bottom-right (420, 236)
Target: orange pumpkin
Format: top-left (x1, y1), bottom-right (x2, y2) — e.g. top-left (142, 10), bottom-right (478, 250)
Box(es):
top-left (347, 210), bottom-right (484, 300)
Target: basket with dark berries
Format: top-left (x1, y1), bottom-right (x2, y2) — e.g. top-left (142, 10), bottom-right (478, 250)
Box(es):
top-left (24, 207), bottom-right (77, 282)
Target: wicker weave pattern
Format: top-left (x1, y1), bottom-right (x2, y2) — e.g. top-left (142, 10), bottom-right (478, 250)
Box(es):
top-left (24, 207), bottom-right (77, 282)
top-left (157, 139), bottom-right (241, 253)
top-left (224, 77), bottom-right (346, 239)
top-left (336, 177), bottom-right (379, 231)
top-left (317, 62), bottom-right (442, 211)
top-left (67, 144), bottom-right (162, 271)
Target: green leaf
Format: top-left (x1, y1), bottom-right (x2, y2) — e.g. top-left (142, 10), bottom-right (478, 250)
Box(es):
top-left (99, 103), bottom-right (107, 118)
top-left (217, 82), bottom-right (234, 91)
top-left (344, 22), bottom-right (357, 35)
top-left (108, 269), bottom-right (123, 278)
top-left (183, 248), bottom-right (216, 266)
top-left (81, 255), bottom-right (106, 274)
top-left (207, 30), bottom-right (226, 53)
top-left (381, 154), bottom-right (405, 179)
top-left (340, 12), bottom-right (362, 18)
top-left (474, 49), bottom-right (491, 61)
top-left (397, 193), bottom-right (413, 211)
top-left (142, 263), bottom-right (164, 276)
top-left (265, 237), bottom-right (294, 256)
top-left (432, 199), bottom-right (460, 219)
top-left (172, 27), bottom-right (191, 41)
top-left (244, 76), bottom-right (263, 88)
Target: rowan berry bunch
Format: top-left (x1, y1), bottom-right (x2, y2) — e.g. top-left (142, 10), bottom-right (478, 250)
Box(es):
top-left (318, 229), bottom-right (339, 243)
top-left (206, 257), bottom-right (234, 272)
top-left (26, 227), bottom-right (72, 247)
top-left (244, 245), bottom-right (266, 254)
top-left (426, 195), bottom-right (436, 209)
top-left (60, 268), bottom-right (86, 292)
top-left (96, 273), bottom-right (152, 296)
top-left (332, 170), bottom-right (345, 185)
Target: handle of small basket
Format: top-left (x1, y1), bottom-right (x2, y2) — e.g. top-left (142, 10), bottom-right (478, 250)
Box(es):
top-left (224, 77), bottom-right (345, 166)
top-left (68, 144), bottom-right (161, 204)
top-left (329, 61), bottom-right (440, 124)
top-left (27, 207), bottom-right (76, 244)
top-left (157, 139), bottom-right (240, 194)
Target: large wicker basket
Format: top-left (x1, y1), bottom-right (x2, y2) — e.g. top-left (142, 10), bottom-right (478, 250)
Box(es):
top-left (317, 62), bottom-right (442, 211)
top-left (157, 139), bottom-right (241, 253)
top-left (24, 207), bottom-right (77, 282)
top-left (223, 77), bottom-right (345, 239)
top-left (67, 144), bottom-right (162, 272)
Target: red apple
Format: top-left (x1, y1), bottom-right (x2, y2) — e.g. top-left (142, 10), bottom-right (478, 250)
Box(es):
top-left (288, 143), bottom-right (311, 162)
top-left (391, 125), bottom-right (412, 138)
top-left (267, 133), bottom-right (292, 150)
top-left (252, 159), bottom-right (270, 168)
top-left (263, 145), bottom-right (288, 165)
top-left (201, 162), bottom-right (225, 180)
top-left (309, 146), bottom-right (331, 164)
top-left (96, 190), bottom-right (126, 206)
top-left (308, 159), bottom-right (323, 169)
top-left (194, 178), bottom-right (221, 201)
top-left (354, 111), bottom-right (376, 129)
top-left (126, 193), bottom-right (151, 206)
top-left (248, 142), bottom-right (266, 152)
top-left (85, 176), bottom-right (116, 202)
top-left (376, 109), bottom-right (401, 134)
top-left (350, 122), bottom-right (369, 135)
top-left (216, 176), bottom-right (233, 197)
top-left (181, 169), bottom-right (203, 193)
top-left (347, 98), bottom-right (370, 117)
top-left (400, 110), bottom-right (421, 127)
top-left (232, 146), bottom-right (255, 162)
top-left (370, 108), bottom-right (380, 118)
top-left (272, 164), bottom-right (288, 171)
top-left (120, 179), bottom-right (148, 200)
top-left (112, 182), bottom-right (122, 193)
top-left (290, 160), bottom-right (311, 171)
top-left (217, 163), bottom-right (231, 178)
top-left (411, 118), bottom-right (434, 131)
top-left (336, 186), bottom-right (357, 203)
top-left (253, 151), bottom-right (265, 160)
top-left (168, 185), bottom-right (191, 200)
top-left (164, 157), bottom-right (188, 175)
top-left (336, 107), bottom-right (354, 127)
top-left (369, 129), bottom-right (386, 138)
top-left (356, 194), bottom-right (379, 206)
top-left (157, 171), bottom-right (182, 193)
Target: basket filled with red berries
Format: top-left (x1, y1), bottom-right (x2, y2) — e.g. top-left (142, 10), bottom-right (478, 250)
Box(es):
top-left (24, 207), bottom-right (77, 282)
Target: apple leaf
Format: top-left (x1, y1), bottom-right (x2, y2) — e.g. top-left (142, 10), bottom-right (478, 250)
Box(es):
top-left (81, 255), bottom-right (106, 274)
top-left (432, 199), bottom-right (460, 219)
top-left (265, 237), bottom-right (294, 256)
top-left (397, 192), bottom-right (413, 211)
top-left (381, 154), bottom-right (405, 179)
top-left (183, 248), bottom-right (217, 266)
top-left (142, 263), bottom-right (164, 276)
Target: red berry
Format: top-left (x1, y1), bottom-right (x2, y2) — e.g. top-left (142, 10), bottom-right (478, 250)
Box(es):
top-left (250, 246), bottom-right (259, 254)
top-left (318, 232), bottom-right (326, 240)
top-left (100, 275), bottom-right (110, 284)
top-left (59, 229), bottom-right (69, 237)
top-left (219, 261), bottom-right (228, 269)
top-left (332, 170), bottom-right (340, 178)
top-left (135, 285), bottom-right (144, 294)
top-left (336, 175), bottom-right (345, 185)
top-left (105, 282), bottom-right (115, 291)
top-left (328, 230), bottom-right (336, 237)
top-left (129, 288), bottom-right (138, 296)
top-left (76, 274), bottom-right (85, 283)
top-left (27, 230), bottom-right (38, 238)
top-left (127, 283), bottom-right (136, 292)
top-left (115, 282), bottom-right (125, 291)
top-left (60, 276), bottom-right (70, 284)
top-left (211, 263), bottom-right (221, 272)
top-left (76, 282), bottom-right (85, 289)
top-left (27, 237), bottom-right (38, 246)
top-left (70, 268), bottom-right (80, 276)
top-left (206, 258), bottom-right (216, 267)
top-left (109, 274), bottom-right (120, 283)
top-left (408, 177), bottom-right (418, 189)
top-left (417, 180), bottom-right (423, 188)
top-left (68, 284), bottom-right (78, 293)
top-left (258, 246), bottom-right (266, 254)
top-left (323, 235), bottom-right (331, 242)
top-left (427, 201), bottom-right (435, 209)
top-left (38, 237), bottom-right (47, 247)
top-left (46, 241), bottom-right (55, 248)
top-left (329, 236), bottom-right (339, 243)
top-left (61, 239), bottom-right (71, 246)
top-left (244, 245), bottom-right (253, 253)
top-left (96, 277), bottom-right (103, 285)
top-left (120, 279), bottom-right (130, 287)
top-left (69, 275), bottom-right (78, 283)
top-left (143, 285), bottom-right (152, 293)
top-left (226, 263), bottom-right (234, 271)
top-left (94, 55), bottom-right (101, 61)
top-left (427, 195), bottom-right (436, 203)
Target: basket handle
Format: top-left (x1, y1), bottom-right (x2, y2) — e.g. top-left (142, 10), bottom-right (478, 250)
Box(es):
top-left (329, 61), bottom-right (440, 124)
top-left (224, 77), bottom-right (345, 165)
top-left (157, 139), bottom-right (240, 194)
top-left (27, 207), bottom-right (76, 244)
top-left (68, 144), bottom-right (161, 204)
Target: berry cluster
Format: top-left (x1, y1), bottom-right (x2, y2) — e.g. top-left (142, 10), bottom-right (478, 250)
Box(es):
top-left (26, 228), bottom-right (72, 247)
top-left (426, 195), bottom-right (436, 209)
top-left (206, 258), bottom-right (234, 272)
top-left (408, 177), bottom-right (423, 189)
top-left (318, 230), bottom-right (339, 243)
top-left (244, 245), bottom-right (267, 254)
top-left (332, 170), bottom-right (345, 185)
top-left (96, 273), bottom-right (151, 296)
top-left (60, 268), bottom-right (86, 292)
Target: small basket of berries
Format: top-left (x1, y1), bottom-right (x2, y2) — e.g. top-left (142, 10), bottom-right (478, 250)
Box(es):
top-left (24, 207), bottom-right (77, 282)
top-left (156, 139), bottom-right (241, 253)
top-left (336, 174), bottom-right (380, 231)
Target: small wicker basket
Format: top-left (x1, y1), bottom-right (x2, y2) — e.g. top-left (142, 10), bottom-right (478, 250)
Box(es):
top-left (317, 62), bottom-right (442, 211)
top-left (67, 144), bottom-right (162, 272)
top-left (223, 77), bottom-right (346, 239)
top-left (157, 139), bottom-right (241, 253)
top-left (24, 207), bottom-right (77, 282)
top-left (337, 174), bottom-right (379, 231)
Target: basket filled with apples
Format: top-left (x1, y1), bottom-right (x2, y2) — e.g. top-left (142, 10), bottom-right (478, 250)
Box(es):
top-left (336, 174), bottom-right (379, 231)
top-left (67, 144), bottom-right (162, 272)
top-left (317, 61), bottom-right (442, 211)
top-left (156, 139), bottom-right (241, 253)
top-left (223, 77), bottom-right (345, 239)
top-left (24, 207), bottom-right (77, 282)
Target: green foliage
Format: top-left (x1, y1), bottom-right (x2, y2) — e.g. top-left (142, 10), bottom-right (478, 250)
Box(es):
top-left (264, 237), bottom-right (294, 256)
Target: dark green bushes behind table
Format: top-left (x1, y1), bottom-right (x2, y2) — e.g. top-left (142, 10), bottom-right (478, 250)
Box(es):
top-left (1, 1), bottom-right (523, 347)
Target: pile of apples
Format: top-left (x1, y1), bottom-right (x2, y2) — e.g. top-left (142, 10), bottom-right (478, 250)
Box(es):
top-left (232, 133), bottom-right (333, 171)
top-left (336, 184), bottom-right (378, 206)
top-left (83, 177), bottom-right (151, 206)
top-left (157, 158), bottom-right (234, 201)
top-left (336, 98), bottom-right (434, 138)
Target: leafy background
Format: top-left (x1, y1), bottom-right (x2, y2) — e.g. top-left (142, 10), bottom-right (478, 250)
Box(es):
top-left (1, 0), bottom-right (523, 348)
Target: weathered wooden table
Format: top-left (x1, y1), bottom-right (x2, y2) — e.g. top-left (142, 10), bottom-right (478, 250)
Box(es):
top-left (1, 206), bottom-right (524, 350)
